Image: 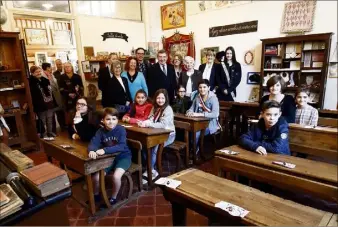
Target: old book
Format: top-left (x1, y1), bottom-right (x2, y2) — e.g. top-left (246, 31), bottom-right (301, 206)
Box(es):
top-left (0, 189), bottom-right (10, 206)
top-left (0, 149), bottom-right (34, 172)
top-left (0, 184), bottom-right (24, 220)
top-left (20, 162), bottom-right (70, 198)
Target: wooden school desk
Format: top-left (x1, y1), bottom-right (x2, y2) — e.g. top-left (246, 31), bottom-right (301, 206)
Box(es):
top-left (40, 133), bottom-right (118, 215)
top-left (174, 113), bottom-right (210, 163)
top-left (319, 109), bottom-right (338, 119)
top-left (213, 145), bottom-right (338, 202)
top-left (288, 123), bottom-right (338, 160)
top-left (159, 168), bottom-right (336, 226)
top-left (118, 122), bottom-right (171, 186)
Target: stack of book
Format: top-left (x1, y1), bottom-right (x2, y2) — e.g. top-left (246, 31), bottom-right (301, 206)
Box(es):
top-left (0, 184), bottom-right (24, 220)
top-left (0, 149), bottom-right (34, 172)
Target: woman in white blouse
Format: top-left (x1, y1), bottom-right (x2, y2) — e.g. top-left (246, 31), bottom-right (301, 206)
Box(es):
top-left (179, 56), bottom-right (202, 99)
top-left (198, 49), bottom-right (221, 92)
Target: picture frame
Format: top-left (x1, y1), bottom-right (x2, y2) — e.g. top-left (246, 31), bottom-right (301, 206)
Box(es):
top-left (161, 1), bottom-right (186, 30)
top-left (51, 30), bottom-right (72, 45)
top-left (35, 52), bottom-right (48, 66)
top-left (81, 61), bottom-right (91, 73)
top-left (247, 72), bottom-right (260, 85)
top-left (200, 47), bottom-right (219, 64)
top-left (55, 51), bottom-right (68, 63)
top-left (148, 42), bottom-right (160, 58)
top-left (25, 28), bottom-right (48, 45)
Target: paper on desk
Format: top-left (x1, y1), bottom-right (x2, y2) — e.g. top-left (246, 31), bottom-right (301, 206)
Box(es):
top-left (60, 144), bottom-right (72, 149)
top-left (155, 177), bottom-right (182, 189)
top-left (215, 201), bottom-right (249, 218)
top-left (272, 161), bottom-right (296, 169)
top-left (121, 125), bottom-right (133, 128)
top-left (43, 137), bottom-right (55, 141)
top-left (218, 149), bottom-right (239, 155)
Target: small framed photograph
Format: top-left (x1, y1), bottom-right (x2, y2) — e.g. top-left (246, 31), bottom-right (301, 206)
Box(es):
top-left (81, 61), bottom-right (91, 73)
top-left (247, 72), bottom-right (261, 85)
top-left (11, 100), bottom-right (20, 109)
top-left (35, 52), bottom-right (48, 66)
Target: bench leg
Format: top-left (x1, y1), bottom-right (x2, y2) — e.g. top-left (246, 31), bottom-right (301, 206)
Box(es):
top-left (138, 168), bottom-right (142, 192)
top-left (85, 174), bottom-right (96, 215)
top-left (156, 143), bottom-right (165, 176)
top-left (175, 151), bottom-right (182, 172)
top-left (125, 172), bottom-right (133, 198)
top-left (146, 148), bottom-right (153, 187)
top-left (172, 202), bottom-right (186, 226)
top-left (100, 170), bottom-right (111, 209)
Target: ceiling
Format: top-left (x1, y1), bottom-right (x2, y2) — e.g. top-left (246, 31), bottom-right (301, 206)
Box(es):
top-left (12, 1), bottom-right (70, 13)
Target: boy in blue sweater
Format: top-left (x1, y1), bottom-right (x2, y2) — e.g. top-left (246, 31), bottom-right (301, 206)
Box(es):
top-left (88, 107), bottom-right (132, 205)
top-left (239, 100), bottom-right (290, 155)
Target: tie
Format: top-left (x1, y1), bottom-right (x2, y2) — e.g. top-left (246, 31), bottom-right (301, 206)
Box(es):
top-left (162, 64), bottom-right (167, 76)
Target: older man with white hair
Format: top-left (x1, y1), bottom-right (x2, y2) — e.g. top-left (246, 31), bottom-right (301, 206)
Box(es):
top-left (179, 56), bottom-right (202, 99)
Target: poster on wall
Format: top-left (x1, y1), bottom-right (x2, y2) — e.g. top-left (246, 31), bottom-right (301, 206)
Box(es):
top-left (51, 30), bottom-right (72, 45)
top-left (209, 20), bottom-right (258, 37)
top-left (280, 1), bottom-right (316, 33)
top-left (161, 1), bottom-right (186, 30)
top-left (148, 42), bottom-right (159, 57)
top-left (25, 28), bottom-right (48, 45)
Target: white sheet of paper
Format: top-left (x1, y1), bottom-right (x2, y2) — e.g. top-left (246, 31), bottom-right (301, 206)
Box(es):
top-left (122, 125), bottom-right (133, 128)
top-left (155, 177), bottom-right (182, 189)
top-left (218, 149), bottom-right (239, 155)
top-left (272, 161), bottom-right (296, 169)
top-left (43, 137), bottom-right (55, 141)
top-left (215, 201), bottom-right (249, 218)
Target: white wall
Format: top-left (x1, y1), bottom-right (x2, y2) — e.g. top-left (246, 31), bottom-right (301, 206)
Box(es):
top-left (145, 1), bottom-right (338, 109)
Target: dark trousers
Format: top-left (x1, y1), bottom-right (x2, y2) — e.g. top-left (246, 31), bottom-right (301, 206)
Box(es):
top-left (52, 109), bottom-right (66, 133)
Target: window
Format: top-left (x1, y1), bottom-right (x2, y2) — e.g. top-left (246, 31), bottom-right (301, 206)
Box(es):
top-left (13, 1), bottom-right (70, 13)
top-left (76, 1), bottom-right (141, 21)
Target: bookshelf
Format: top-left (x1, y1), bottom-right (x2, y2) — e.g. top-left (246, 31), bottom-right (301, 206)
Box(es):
top-left (0, 32), bottom-right (38, 151)
top-left (260, 33), bottom-right (333, 109)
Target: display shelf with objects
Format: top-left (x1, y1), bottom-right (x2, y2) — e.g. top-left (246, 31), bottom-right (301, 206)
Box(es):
top-left (0, 32), bottom-right (38, 151)
top-left (260, 33), bottom-right (333, 109)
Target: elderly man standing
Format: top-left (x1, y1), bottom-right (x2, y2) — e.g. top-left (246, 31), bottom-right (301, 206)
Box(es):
top-left (147, 49), bottom-right (177, 103)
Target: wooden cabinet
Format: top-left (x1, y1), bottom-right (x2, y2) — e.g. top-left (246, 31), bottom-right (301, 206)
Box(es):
top-left (260, 33), bottom-right (332, 109)
top-left (0, 32), bottom-right (38, 151)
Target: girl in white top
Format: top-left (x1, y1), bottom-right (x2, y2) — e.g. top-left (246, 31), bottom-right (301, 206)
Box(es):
top-left (295, 88), bottom-right (319, 126)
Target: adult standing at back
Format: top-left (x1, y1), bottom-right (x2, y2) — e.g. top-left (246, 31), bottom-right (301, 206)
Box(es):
top-left (53, 59), bottom-right (63, 82)
top-left (135, 47), bottom-right (150, 82)
top-left (217, 46), bottom-right (242, 101)
top-left (52, 59), bottom-right (66, 129)
top-left (148, 49), bottom-right (177, 103)
top-left (179, 56), bottom-right (202, 98)
top-left (98, 53), bottom-right (118, 107)
top-left (173, 53), bottom-right (184, 85)
top-left (199, 49), bottom-right (220, 93)
top-left (121, 56), bottom-right (148, 101)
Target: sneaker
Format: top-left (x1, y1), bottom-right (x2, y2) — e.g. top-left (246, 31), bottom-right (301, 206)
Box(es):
top-left (109, 197), bottom-right (117, 205)
top-left (142, 171), bottom-right (148, 177)
top-left (152, 169), bottom-right (159, 179)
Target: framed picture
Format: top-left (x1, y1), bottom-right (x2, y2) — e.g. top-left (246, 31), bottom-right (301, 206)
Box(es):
top-left (56, 51), bottom-right (68, 63)
top-left (51, 30), bottom-right (72, 45)
top-left (161, 1), bottom-right (186, 30)
top-left (25, 28), bottom-right (48, 45)
top-left (82, 61), bottom-right (91, 73)
top-left (35, 52), bottom-right (48, 66)
top-left (148, 42), bottom-right (160, 57)
top-left (200, 47), bottom-right (219, 64)
top-left (247, 72), bottom-right (260, 85)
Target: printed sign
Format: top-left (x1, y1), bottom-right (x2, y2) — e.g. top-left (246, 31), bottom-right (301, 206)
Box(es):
top-left (209, 20), bottom-right (258, 37)
top-left (101, 32), bottom-right (129, 42)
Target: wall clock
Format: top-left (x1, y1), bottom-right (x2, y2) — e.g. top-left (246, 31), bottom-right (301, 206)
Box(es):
top-left (244, 50), bottom-right (254, 65)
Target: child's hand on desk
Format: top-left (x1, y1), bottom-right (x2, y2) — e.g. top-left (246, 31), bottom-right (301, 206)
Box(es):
top-left (123, 116), bottom-right (130, 123)
top-left (89, 151), bottom-right (97, 159)
top-left (96, 149), bottom-right (105, 155)
top-left (72, 133), bottom-right (80, 140)
top-left (186, 112), bottom-right (195, 117)
top-left (255, 146), bottom-right (267, 156)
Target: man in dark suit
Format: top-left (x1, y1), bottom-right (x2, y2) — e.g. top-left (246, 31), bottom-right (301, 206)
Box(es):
top-left (135, 47), bottom-right (151, 82)
top-left (148, 49), bottom-right (177, 103)
top-left (98, 53), bottom-right (117, 107)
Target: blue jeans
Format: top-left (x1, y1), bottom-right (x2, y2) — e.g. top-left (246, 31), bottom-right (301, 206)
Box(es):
top-left (143, 133), bottom-right (176, 169)
top-left (194, 128), bottom-right (210, 154)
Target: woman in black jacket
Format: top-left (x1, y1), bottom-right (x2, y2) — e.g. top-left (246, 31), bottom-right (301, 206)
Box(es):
top-left (217, 46), bottom-right (242, 101)
top-left (29, 66), bottom-right (56, 138)
top-left (100, 60), bottom-right (131, 117)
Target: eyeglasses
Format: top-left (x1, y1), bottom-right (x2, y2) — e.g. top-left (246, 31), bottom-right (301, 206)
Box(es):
top-left (136, 52), bottom-right (145, 55)
top-left (178, 90), bottom-right (186, 93)
top-left (76, 102), bottom-right (87, 107)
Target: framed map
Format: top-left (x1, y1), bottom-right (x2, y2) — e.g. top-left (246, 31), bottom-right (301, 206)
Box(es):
top-left (161, 1), bottom-right (186, 30)
top-left (25, 28), bottom-right (48, 45)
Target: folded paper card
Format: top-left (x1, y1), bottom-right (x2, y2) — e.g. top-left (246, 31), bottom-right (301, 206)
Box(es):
top-left (215, 201), bottom-right (249, 218)
top-left (218, 149), bottom-right (239, 155)
top-left (272, 161), bottom-right (296, 169)
top-left (155, 177), bottom-right (182, 189)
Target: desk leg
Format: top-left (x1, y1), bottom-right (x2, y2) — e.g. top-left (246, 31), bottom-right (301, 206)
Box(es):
top-left (156, 143), bottom-right (165, 177)
top-left (100, 169), bottom-right (111, 209)
top-left (85, 174), bottom-right (96, 215)
top-left (235, 114), bottom-right (241, 139)
top-left (192, 130), bottom-right (197, 164)
top-left (199, 129), bottom-right (206, 159)
top-left (172, 202), bottom-right (186, 226)
top-left (147, 148), bottom-right (153, 187)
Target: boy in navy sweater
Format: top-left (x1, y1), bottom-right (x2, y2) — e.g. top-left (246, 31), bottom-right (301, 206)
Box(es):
top-left (239, 100), bottom-right (290, 155)
top-left (88, 108), bottom-right (131, 205)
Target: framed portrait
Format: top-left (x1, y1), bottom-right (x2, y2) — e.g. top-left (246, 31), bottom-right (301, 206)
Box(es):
top-left (25, 28), bottom-right (48, 45)
top-left (56, 51), bottom-right (68, 63)
top-left (148, 42), bottom-right (160, 57)
top-left (81, 61), bottom-right (91, 73)
top-left (161, 1), bottom-right (186, 30)
top-left (200, 47), bottom-right (219, 64)
top-left (35, 52), bottom-right (48, 66)
top-left (247, 72), bottom-right (260, 85)
top-left (51, 30), bottom-right (72, 45)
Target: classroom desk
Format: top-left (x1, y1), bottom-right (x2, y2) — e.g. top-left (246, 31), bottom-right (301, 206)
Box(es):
top-left (159, 168), bottom-right (336, 226)
top-left (213, 145), bottom-right (338, 202)
top-left (319, 109), bottom-right (338, 119)
top-left (119, 122), bottom-right (171, 186)
top-left (40, 133), bottom-right (118, 215)
top-left (288, 123), bottom-right (338, 160)
top-left (173, 114), bottom-right (210, 163)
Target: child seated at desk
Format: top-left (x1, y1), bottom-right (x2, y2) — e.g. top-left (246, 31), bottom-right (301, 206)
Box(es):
top-left (122, 89), bottom-right (153, 124)
top-left (68, 97), bottom-right (98, 142)
top-left (295, 88), bottom-right (318, 126)
top-left (186, 79), bottom-right (220, 155)
top-left (0, 103), bottom-right (10, 145)
top-left (172, 85), bottom-right (192, 114)
top-left (88, 107), bottom-right (132, 205)
top-left (239, 100), bottom-right (290, 155)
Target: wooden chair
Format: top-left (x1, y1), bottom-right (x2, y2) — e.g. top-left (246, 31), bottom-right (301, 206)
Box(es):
top-left (318, 117), bottom-right (338, 128)
top-left (166, 120), bottom-right (191, 170)
top-left (124, 139), bottom-right (143, 198)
